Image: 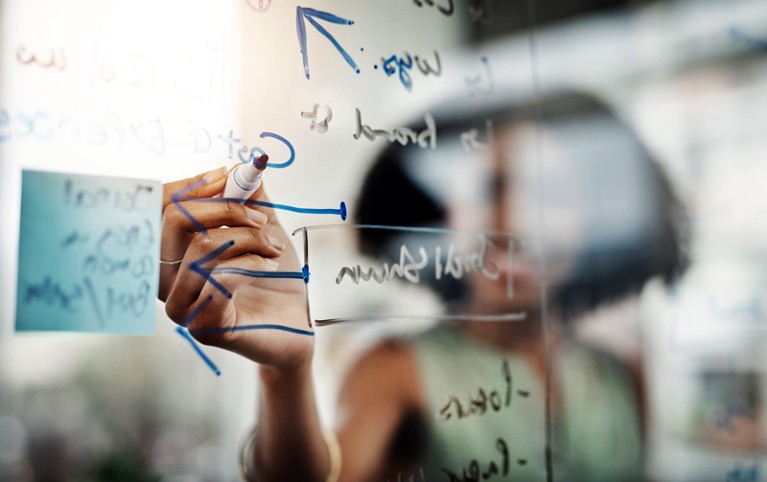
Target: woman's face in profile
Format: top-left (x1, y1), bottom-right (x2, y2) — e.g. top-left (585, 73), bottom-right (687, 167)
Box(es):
top-left (447, 121), bottom-right (584, 315)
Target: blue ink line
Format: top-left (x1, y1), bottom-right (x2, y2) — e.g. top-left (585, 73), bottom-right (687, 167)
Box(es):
top-left (187, 198), bottom-right (347, 220)
top-left (246, 199), bottom-right (347, 220)
top-left (304, 15), bottom-right (359, 74)
top-left (190, 240), bottom-right (236, 298)
top-left (172, 177), bottom-right (208, 202)
top-left (302, 7), bottom-right (354, 25)
top-left (189, 324), bottom-right (314, 337)
top-left (213, 267), bottom-right (308, 282)
top-left (176, 326), bottom-right (221, 376)
top-left (297, 7), bottom-right (310, 79)
top-left (177, 202), bottom-right (207, 235)
top-left (259, 131), bottom-right (295, 168)
top-left (182, 295), bottom-right (213, 328)
top-left (193, 239), bottom-right (235, 266)
top-left (296, 6), bottom-right (358, 79)
top-left (172, 178), bottom-right (210, 235)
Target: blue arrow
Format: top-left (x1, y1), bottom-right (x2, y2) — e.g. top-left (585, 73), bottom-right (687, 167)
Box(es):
top-left (190, 240), bottom-right (309, 299)
top-left (296, 6), bottom-right (359, 79)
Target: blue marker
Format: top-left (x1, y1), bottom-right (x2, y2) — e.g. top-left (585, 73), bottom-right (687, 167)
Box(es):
top-left (224, 154), bottom-right (268, 201)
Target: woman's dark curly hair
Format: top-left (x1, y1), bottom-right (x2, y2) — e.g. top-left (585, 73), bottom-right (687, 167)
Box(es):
top-left (353, 91), bottom-right (689, 318)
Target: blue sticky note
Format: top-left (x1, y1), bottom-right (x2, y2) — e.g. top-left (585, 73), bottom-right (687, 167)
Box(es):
top-left (16, 170), bottom-right (162, 333)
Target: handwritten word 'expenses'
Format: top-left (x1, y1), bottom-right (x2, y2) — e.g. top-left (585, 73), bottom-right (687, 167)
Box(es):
top-left (380, 51), bottom-right (442, 91)
top-left (0, 108), bottom-right (189, 156)
top-left (353, 108), bottom-right (436, 149)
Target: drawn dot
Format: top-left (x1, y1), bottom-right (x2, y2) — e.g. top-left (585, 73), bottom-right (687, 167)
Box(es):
top-left (360, 47), bottom-right (364, 52)
top-left (517, 459), bottom-right (527, 466)
top-left (356, 69), bottom-right (360, 74)
top-left (374, 65), bottom-right (378, 69)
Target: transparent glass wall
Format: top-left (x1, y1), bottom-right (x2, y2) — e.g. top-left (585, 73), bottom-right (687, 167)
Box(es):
top-left (1, 0), bottom-right (765, 480)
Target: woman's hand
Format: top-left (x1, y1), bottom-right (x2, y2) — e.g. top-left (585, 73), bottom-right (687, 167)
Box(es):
top-left (158, 167), bottom-right (313, 370)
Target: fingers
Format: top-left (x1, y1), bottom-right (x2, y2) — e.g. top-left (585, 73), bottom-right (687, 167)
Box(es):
top-left (160, 193), bottom-right (272, 269)
top-left (162, 197), bottom-right (269, 235)
top-left (164, 227), bottom-right (284, 321)
top-left (162, 166), bottom-right (228, 209)
top-left (166, 254), bottom-right (279, 333)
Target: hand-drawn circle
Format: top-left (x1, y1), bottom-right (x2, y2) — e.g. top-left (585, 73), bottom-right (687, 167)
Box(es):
top-left (259, 132), bottom-right (295, 169)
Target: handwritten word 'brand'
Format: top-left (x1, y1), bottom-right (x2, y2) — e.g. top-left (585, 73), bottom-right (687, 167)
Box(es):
top-left (353, 108), bottom-right (436, 149)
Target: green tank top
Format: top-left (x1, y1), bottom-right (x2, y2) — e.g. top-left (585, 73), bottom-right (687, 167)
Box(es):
top-left (407, 327), bottom-right (642, 482)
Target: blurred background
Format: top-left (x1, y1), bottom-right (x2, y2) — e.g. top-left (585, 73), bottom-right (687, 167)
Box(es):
top-left (1, 0), bottom-right (767, 480)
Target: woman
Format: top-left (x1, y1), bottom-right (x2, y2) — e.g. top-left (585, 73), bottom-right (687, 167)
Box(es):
top-left (158, 91), bottom-right (688, 481)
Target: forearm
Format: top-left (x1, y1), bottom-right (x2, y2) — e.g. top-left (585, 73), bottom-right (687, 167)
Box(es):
top-left (251, 362), bottom-right (332, 482)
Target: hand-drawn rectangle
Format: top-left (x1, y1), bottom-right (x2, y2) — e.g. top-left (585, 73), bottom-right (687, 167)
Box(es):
top-left (16, 170), bottom-right (161, 333)
top-left (295, 224), bottom-right (527, 326)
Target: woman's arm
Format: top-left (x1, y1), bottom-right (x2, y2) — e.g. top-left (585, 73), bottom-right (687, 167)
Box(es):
top-left (159, 168), bottom-right (421, 481)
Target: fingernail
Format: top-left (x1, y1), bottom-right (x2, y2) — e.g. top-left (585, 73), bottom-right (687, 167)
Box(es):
top-left (267, 235), bottom-right (284, 250)
top-left (264, 258), bottom-right (279, 270)
top-left (246, 208), bottom-right (268, 225)
top-left (203, 166), bottom-right (227, 181)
